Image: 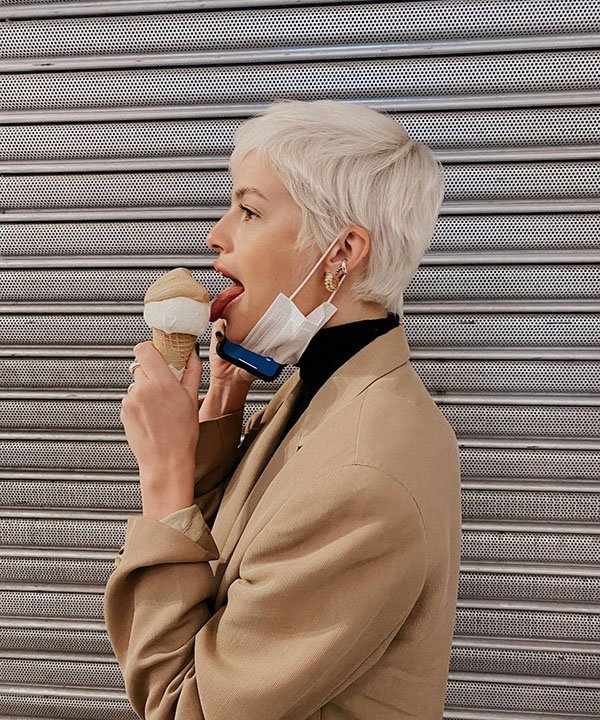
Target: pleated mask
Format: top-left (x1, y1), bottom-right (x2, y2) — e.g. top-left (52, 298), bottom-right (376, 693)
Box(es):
top-left (240, 230), bottom-right (348, 365)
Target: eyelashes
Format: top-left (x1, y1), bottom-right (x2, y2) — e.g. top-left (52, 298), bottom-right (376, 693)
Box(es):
top-left (238, 203), bottom-right (258, 221)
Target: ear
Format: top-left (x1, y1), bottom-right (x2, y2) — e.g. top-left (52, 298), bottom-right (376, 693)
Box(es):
top-left (327, 225), bottom-right (371, 274)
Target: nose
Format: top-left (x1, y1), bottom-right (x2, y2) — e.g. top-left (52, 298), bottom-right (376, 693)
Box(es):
top-left (206, 214), bottom-right (232, 254)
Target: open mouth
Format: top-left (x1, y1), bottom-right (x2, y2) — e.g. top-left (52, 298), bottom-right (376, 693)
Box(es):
top-left (210, 264), bottom-right (245, 322)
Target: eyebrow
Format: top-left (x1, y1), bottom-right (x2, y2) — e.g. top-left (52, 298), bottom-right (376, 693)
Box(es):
top-left (234, 186), bottom-right (269, 202)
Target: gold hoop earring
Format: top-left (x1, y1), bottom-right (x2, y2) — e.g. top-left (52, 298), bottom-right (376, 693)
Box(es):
top-left (323, 272), bottom-right (338, 292)
top-left (323, 259), bottom-right (348, 292)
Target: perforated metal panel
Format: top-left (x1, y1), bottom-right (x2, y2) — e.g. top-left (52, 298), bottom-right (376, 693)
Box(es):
top-left (1, 1), bottom-right (599, 719)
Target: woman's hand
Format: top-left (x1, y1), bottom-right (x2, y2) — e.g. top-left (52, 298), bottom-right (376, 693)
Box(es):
top-left (121, 341), bottom-right (202, 519)
top-left (208, 318), bottom-right (257, 386)
top-left (197, 320), bottom-right (256, 422)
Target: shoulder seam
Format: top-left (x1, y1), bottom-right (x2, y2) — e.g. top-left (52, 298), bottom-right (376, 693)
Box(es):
top-left (362, 384), bottom-right (457, 446)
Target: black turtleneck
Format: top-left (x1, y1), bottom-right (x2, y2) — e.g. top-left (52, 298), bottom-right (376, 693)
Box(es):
top-left (281, 312), bottom-right (400, 436)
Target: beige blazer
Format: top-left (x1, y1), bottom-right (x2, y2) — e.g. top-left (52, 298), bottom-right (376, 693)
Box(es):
top-left (103, 325), bottom-right (462, 719)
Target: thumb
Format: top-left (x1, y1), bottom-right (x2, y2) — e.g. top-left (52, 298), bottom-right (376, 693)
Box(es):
top-left (181, 347), bottom-right (202, 396)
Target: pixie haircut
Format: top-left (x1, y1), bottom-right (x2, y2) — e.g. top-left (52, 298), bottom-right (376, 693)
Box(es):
top-left (229, 99), bottom-right (444, 317)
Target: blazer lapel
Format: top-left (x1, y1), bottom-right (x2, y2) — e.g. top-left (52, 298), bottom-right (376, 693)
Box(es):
top-left (210, 372), bottom-right (304, 573)
top-left (210, 325), bottom-right (411, 589)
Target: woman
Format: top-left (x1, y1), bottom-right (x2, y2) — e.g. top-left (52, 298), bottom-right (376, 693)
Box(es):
top-left (104, 99), bottom-right (461, 719)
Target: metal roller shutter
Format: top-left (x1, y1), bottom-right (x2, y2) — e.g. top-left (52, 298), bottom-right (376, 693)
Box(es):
top-left (0, 1), bottom-right (599, 717)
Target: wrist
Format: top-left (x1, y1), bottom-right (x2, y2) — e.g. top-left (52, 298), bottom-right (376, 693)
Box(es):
top-left (199, 382), bottom-right (251, 420)
top-left (140, 466), bottom-right (195, 520)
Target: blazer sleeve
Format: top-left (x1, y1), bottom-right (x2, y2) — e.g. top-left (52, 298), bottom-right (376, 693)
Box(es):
top-left (189, 407), bottom-right (245, 529)
top-left (112, 408), bottom-right (245, 568)
top-left (103, 463), bottom-right (427, 720)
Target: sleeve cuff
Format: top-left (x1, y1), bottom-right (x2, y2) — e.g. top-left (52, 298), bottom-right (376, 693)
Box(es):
top-left (159, 504), bottom-right (210, 544)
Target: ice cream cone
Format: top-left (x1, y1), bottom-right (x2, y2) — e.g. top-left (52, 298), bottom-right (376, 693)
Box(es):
top-left (143, 268), bottom-right (211, 378)
top-left (151, 328), bottom-right (197, 370)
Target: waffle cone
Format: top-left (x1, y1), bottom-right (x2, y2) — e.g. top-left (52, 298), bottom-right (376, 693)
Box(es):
top-left (152, 328), bottom-right (197, 370)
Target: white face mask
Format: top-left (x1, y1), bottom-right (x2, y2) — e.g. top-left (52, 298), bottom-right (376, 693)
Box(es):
top-left (240, 230), bottom-right (348, 365)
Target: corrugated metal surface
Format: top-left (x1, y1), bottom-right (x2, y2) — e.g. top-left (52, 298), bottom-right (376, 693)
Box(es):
top-left (1, 1), bottom-right (599, 717)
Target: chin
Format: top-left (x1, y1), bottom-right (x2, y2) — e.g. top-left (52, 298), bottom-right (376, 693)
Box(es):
top-left (223, 307), bottom-right (252, 345)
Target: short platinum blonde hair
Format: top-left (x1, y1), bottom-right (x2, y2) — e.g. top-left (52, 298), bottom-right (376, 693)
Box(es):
top-left (229, 99), bottom-right (444, 317)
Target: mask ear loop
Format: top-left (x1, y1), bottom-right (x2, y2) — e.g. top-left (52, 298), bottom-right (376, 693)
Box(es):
top-left (289, 231), bottom-right (346, 302)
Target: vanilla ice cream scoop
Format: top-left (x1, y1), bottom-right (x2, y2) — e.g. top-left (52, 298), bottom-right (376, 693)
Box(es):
top-left (143, 268), bottom-right (210, 380)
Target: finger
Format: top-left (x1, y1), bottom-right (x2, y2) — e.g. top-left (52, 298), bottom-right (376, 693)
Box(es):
top-left (181, 347), bottom-right (202, 395)
top-left (133, 341), bottom-right (174, 383)
top-left (128, 361), bottom-right (144, 381)
top-left (212, 318), bottom-right (226, 344)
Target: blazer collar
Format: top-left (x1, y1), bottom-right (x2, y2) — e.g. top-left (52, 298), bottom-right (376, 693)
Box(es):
top-left (291, 323), bottom-right (411, 450)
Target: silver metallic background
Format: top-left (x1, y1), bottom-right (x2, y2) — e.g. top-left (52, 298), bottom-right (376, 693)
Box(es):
top-left (0, 0), bottom-right (599, 717)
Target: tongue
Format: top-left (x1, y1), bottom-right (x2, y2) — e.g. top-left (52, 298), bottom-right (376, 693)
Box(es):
top-left (210, 284), bottom-right (245, 322)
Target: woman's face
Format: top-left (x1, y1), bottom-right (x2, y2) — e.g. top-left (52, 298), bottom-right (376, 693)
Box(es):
top-left (207, 150), bottom-right (322, 344)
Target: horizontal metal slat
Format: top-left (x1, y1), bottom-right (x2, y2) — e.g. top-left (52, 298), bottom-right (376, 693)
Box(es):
top-left (0, 623), bottom-right (111, 654)
top-left (461, 488), bottom-right (600, 522)
top-left (2, 345), bottom-right (598, 361)
top-left (5, 36), bottom-right (600, 75)
top-left (7, 38), bottom-right (600, 76)
top-left (459, 446), bottom-right (600, 480)
top-left (1, 52), bottom-right (598, 112)
top-left (4, 606), bottom-right (599, 653)
top-left (4, 201), bottom-right (600, 225)
top-left (7, 300), bottom-right (600, 314)
top-left (0, 357), bottom-right (290, 392)
top-left (1, 313), bottom-right (598, 347)
top-left (405, 314), bottom-right (600, 347)
top-left (1, 399), bottom-right (598, 440)
top-left (0, 688), bottom-right (134, 720)
top-left (0, 357), bottom-right (597, 394)
top-left (0, 518), bottom-right (125, 550)
top-left (445, 678), bottom-right (600, 715)
top-left (0, 480), bottom-right (140, 511)
top-left (1, 440), bottom-right (598, 478)
top-left (2, 163), bottom-right (599, 209)
top-left (0, 0), bottom-right (346, 20)
top-left (2, 476), bottom-right (599, 523)
top-left (0, 657), bottom-right (122, 689)
top-left (440, 405), bottom-right (600, 438)
top-left (5, 91), bottom-right (600, 126)
top-left (2, 109), bottom-right (599, 164)
top-left (458, 569), bottom-right (600, 604)
top-left (2, 265), bottom-right (599, 302)
top-left (455, 606), bottom-right (600, 641)
top-left (3, 2), bottom-right (599, 62)
top-left (1, 514), bottom-right (598, 569)
top-left (413, 358), bottom-right (600, 394)
top-left (451, 712), bottom-right (595, 720)
top-left (410, 264), bottom-right (600, 299)
top-left (0, 624), bottom-right (596, 668)
top-left (5, 145), bottom-right (600, 172)
top-left (1, 215), bottom-right (598, 256)
top-left (445, 711), bottom-right (593, 720)
top-left (0, 590), bottom-right (104, 619)
top-left (1, 552), bottom-right (599, 605)
top-left (1, 583), bottom-right (600, 620)
top-left (3, 589), bottom-right (600, 647)
top-left (462, 530), bottom-right (600, 565)
top-left (2, 657), bottom-right (600, 704)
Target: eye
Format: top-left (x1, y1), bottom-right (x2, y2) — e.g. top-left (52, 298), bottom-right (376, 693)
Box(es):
top-left (238, 203), bottom-right (257, 221)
